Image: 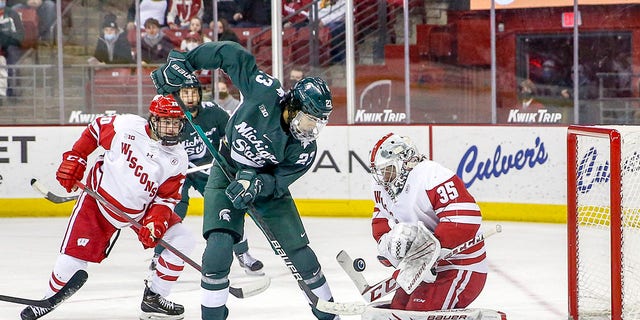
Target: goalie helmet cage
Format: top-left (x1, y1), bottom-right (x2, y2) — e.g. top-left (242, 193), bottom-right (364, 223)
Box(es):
top-left (567, 125), bottom-right (640, 320)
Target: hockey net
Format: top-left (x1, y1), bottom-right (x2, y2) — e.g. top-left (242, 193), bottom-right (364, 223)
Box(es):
top-left (567, 125), bottom-right (640, 320)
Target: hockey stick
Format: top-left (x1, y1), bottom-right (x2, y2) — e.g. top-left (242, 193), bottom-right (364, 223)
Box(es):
top-left (172, 94), bottom-right (365, 315)
top-left (73, 181), bottom-right (268, 299)
top-left (0, 270), bottom-right (88, 307)
top-left (337, 224), bottom-right (502, 303)
top-left (31, 178), bottom-right (78, 204)
top-left (31, 164), bottom-right (213, 205)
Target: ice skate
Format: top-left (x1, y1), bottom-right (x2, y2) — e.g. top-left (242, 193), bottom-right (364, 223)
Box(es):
top-left (20, 305), bottom-right (54, 320)
top-left (235, 251), bottom-right (265, 276)
top-left (139, 284), bottom-right (184, 320)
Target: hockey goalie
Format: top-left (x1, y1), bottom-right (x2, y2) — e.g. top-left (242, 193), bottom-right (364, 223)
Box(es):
top-left (366, 133), bottom-right (505, 320)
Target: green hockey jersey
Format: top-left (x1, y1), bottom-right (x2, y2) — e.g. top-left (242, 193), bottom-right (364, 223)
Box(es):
top-left (184, 41), bottom-right (318, 198)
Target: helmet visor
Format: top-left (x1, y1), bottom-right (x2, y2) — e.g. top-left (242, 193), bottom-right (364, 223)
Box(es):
top-left (290, 111), bottom-right (327, 144)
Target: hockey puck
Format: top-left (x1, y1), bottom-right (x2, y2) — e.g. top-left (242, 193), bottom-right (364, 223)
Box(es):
top-left (353, 258), bottom-right (366, 272)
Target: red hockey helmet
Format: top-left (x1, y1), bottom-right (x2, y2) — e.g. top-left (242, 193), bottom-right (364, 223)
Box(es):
top-left (148, 95), bottom-right (186, 145)
top-left (149, 95), bottom-right (184, 118)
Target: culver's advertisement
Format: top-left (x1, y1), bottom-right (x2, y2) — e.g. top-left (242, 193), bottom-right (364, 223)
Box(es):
top-left (430, 126), bottom-right (566, 205)
top-left (292, 125), bottom-right (567, 205)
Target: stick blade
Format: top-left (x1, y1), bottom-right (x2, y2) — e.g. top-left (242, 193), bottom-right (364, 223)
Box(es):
top-left (229, 276), bottom-right (271, 299)
top-left (0, 270), bottom-right (87, 308)
top-left (31, 178), bottom-right (78, 204)
top-left (47, 270), bottom-right (88, 308)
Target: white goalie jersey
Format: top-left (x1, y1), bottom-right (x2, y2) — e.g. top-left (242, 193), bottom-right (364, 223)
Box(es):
top-left (371, 159), bottom-right (488, 274)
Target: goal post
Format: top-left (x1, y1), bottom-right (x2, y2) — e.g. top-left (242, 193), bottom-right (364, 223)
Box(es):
top-left (567, 125), bottom-right (640, 320)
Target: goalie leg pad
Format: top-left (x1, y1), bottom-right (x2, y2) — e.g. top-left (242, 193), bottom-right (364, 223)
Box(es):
top-left (361, 301), bottom-right (507, 320)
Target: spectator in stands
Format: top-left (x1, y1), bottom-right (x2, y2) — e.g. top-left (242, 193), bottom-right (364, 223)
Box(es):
top-left (285, 65), bottom-right (305, 90)
top-left (214, 80), bottom-right (239, 114)
top-left (0, 0), bottom-right (24, 97)
top-left (139, 17), bottom-right (174, 64)
top-left (517, 79), bottom-right (544, 111)
top-left (126, 0), bottom-right (170, 30)
top-left (283, 0), bottom-right (311, 29)
top-left (318, 0), bottom-right (346, 64)
top-left (203, 0), bottom-right (239, 27)
top-left (167, 0), bottom-right (204, 30)
top-left (181, 31), bottom-right (203, 52)
top-left (209, 18), bottom-right (239, 43)
top-left (179, 16), bottom-right (211, 51)
top-left (88, 14), bottom-right (134, 65)
top-left (234, 0), bottom-right (271, 27)
top-left (12, 0), bottom-right (55, 42)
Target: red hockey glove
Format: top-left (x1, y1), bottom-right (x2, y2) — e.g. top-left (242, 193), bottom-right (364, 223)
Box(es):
top-left (138, 206), bottom-right (170, 249)
top-left (56, 151), bottom-right (87, 192)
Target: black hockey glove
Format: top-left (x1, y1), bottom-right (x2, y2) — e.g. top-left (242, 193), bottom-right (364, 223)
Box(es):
top-left (225, 169), bottom-right (263, 209)
top-left (150, 50), bottom-right (196, 95)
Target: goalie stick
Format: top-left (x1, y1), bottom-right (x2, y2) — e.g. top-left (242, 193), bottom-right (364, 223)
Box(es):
top-left (0, 270), bottom-right (88, 307)
top-left (31, 162), bottom-right (213, 204)
top-left (171, 94), bottom-right (366, 315)
top-left (337, 224), bottom-right (502, 303)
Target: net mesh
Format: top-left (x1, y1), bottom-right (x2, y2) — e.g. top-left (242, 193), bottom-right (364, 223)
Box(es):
top-left (573, 126), bottom-right (640, 319)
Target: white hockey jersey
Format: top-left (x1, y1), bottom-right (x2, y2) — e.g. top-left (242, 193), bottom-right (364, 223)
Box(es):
top-left (73, 114), bottom-right (188, 228)
top-left (371, 160), bottom-right (488, 274)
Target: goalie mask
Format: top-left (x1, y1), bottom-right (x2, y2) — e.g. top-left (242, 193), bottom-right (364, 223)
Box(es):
top-left (370, 133), bottom-right (425, 200)
top-left (148, 95), bottom-right (186, 146)
top-left (283, 77), bottom-right (333, 145)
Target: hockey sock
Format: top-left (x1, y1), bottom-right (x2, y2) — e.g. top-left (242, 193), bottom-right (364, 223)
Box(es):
top-left (46, 254), bottom-right (88, 298)
top-left (150, 223), bottom-right (195, 296)
top-left (232, 238), bottom-right (249, 255)
top-left (201, 304), bottom-right (228, 320)
top-left (201, 232), bottom-right (234, 291)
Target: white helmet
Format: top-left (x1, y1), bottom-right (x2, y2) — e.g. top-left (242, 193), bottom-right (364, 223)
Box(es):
top-left (369, 133), bottom-right (422, 199)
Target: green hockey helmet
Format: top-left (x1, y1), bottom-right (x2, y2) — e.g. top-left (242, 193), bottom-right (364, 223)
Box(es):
top-left (287, 77), bottom-right (333, 144)
top-left (291, 77), bottom-right (333, 119)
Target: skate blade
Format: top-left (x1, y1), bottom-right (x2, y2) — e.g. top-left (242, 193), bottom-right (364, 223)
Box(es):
top-left (139, 312), bottom-right (184, 320)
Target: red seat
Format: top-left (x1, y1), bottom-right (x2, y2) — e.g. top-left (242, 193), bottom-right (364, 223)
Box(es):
top-left (230, 27), bottom-right (264, 48)
top-left (163, 29), bottom-right (188, 47)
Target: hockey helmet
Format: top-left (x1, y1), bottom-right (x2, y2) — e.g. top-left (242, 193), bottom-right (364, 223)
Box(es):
top-left (148, 95), bottom-right (186, 146)
top-left (288, 77), bottom-right (333, 144)
top-left (370, 133), bottom-right (421, 199)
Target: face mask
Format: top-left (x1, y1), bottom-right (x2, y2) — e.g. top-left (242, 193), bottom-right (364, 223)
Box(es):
top-left (146, 33), bottom-right (161, 40)
top-left (104, 33), bottom-right (116, 41)
top-left (0, 1), bottom-right (6, 9)
top-left (185, 42), bottom-right (199, 51)
top-left (218, 92), bottom-right (229, 99)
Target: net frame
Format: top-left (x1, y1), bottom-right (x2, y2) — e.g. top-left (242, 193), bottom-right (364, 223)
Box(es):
top-left (567, 125), bottom-right (640, 320)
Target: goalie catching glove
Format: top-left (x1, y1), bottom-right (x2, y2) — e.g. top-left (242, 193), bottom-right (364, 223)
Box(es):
top-left (378, 222), bottom-right (442, 294)
top-left (225, 169), bottom-right (264, 209)
top-left (56, 150), bottom-right (87, 192)
top-left (138, 205), bottom-right (171, 249)
top-left (377, 222), bottom-right (420, 266)
top-left (150, 50), bottom-right (196, 95)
